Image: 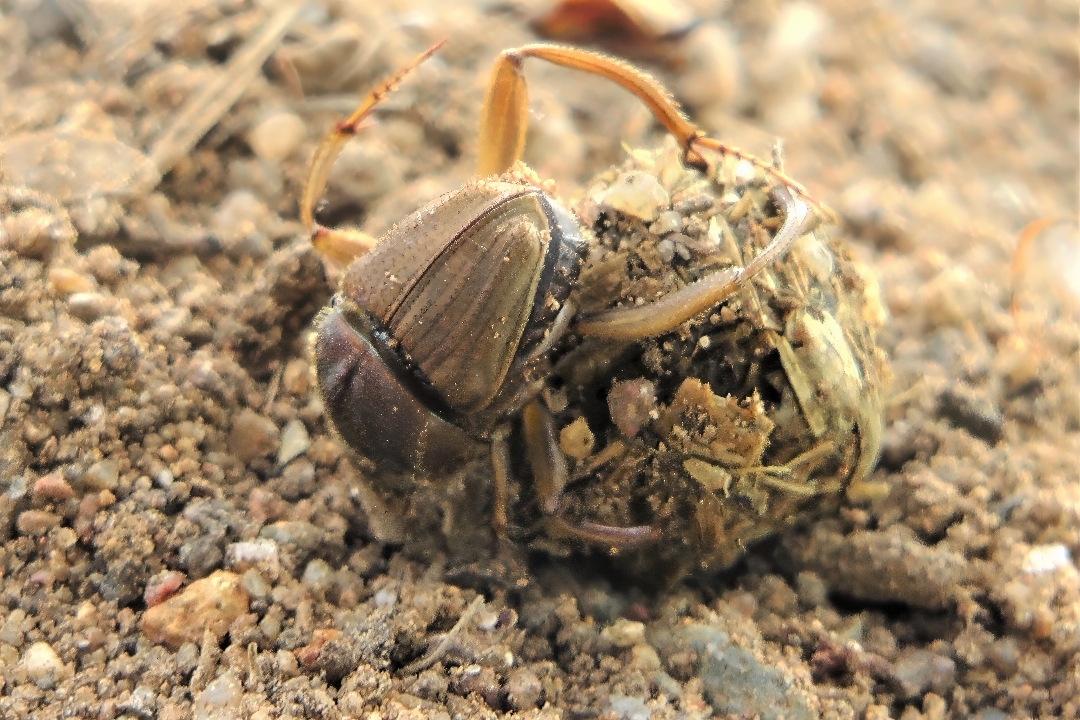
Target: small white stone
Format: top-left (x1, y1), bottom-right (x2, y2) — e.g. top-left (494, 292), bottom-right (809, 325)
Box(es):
top-left (608, 694), bottom-right (650, 720)
top-left (226, 540), bottom-right (280, 574)
top-left (194, 671), bottom-right (243, 720)
top-left (650, 210), bottom-right (683, 236)
top-left (599, 172), bottom-right (670, 222)
top-left (1022, 544), bottom-right (1070, 575)
top-left (601, 618), bottom-right (646, 648)
top-left (22, 641), bottom-right (66, 689)
top-left (277, 419), bottom-right (311, 467)
top-left (733, 160), bottom-right (756, 186)
top-left (247, 111), bottom-right (306, 162)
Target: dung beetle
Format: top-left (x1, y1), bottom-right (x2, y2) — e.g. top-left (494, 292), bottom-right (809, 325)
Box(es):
top-left (301, 42), bottom-right (815, 545)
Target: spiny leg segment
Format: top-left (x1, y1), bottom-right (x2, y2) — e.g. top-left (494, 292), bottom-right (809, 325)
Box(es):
top-left (301, 40), bottom-right (446, 266)
top-left (576, 184), bottom-right (809, 339)
top-left (476, 43), bottom-right (833, 220)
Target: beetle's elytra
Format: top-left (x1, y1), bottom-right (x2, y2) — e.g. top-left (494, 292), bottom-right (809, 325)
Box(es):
top-left (298, 41), bottom-right (876, 562)
top-left (314, 181), bottom-right (586, 474)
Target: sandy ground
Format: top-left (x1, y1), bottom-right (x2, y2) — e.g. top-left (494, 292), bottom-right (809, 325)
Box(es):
top-left (0, 0), bottom-right (1078, 718)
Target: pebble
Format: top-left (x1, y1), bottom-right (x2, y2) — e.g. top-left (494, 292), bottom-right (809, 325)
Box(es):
top-left (302, 559), bottom-right (334, 591)
top-left (656, 238), bottom-right (676, 263)
top-left (193, 671), bottom-right (243, 720)
top-left (154, 469), bottom-right (174, 489)
top-left (794, 571), bottom-right (829, 608)
top-left (937, 384), bottom-right (1003, 444)
top-left (4, 129), bottom-right (157, 202)
top-left (649, 210), bottom-right (683, 237)
top-left (675, 23), bottom-right (743, 111)
top-left (212, 190), bottom-right (273, 252)
top-left (674, 624), bottom-right (814, 720)
top-left (2, 205), bottom-right (74, 259)
top-left (101, 558), bottom-right (149, 605)
top-left (140, 570), bottom-right (250, 650)
top-left (761, 2), bottom-right (828, 84)
top-left (608, 694), bottom-right (651, 720)
top-left (787, 524), bottom-right (966, 610)
top-left (295, 628), bottom-right (342, 669)
top-left (48, 267), bottom-right (96, 295)
top-left (259, 521), bottom-right (323, 551)
top-left (240, 568), bottom-right (271, 601)
top-left (82, 459), bottom-right (119, 490)
top-left (32, 473), bottom-right (73, 503)
top-left (16, 510), bottom-right (61, 536)
top-left (21, 641), bottom-right (66, 689)
top-left (1022, 544), bottom-right (1071, 575)
top-left (178, 534), bottom-right (225, 578)
top-left (559, 416), bottom-right (595, 460)
top-left (117, 685), bottom-right (158, 720)
top-left (143, 570), bottom-right (186, 608)
top-left (923, 266), bottom-right (985, 327)
top-left (601, 619), bottom-right (646, 648)
top-left (910, 23), bottom-right (987, 97)
top-left (85, 244), bottom-right (131, 285)
top-left (0, 609), bottom-right (27, 646)
top-left (226, 540), bottom-right (281, 575)
top-left (276, 419), bottom-right (310, 467)
top-left (247, 111), bottom-right (306, 162)
top-left (67, 292), bottom-right (116, 322)
top-left (630, 644), bottom-right (661, 671)
top-left (228, 409), bottom-right (279, 463)
top-left (281, 358), bottom-right (311, 396)
top-left (374, 589), bottom-right (397, 607)
top-left (891, 648), bottom-right (956, 698)
top-left (598, 172), bottom-right (670, 222)
top-left (607, 379), bottom-right (657, 438)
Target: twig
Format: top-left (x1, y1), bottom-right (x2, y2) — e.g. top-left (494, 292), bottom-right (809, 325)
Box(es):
top-left (146, 0), bottom-right (305, 183)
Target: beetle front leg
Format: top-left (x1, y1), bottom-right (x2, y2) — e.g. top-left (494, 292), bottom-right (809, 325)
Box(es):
top-left (575, 184), bottom-right (810, 340)
top-left (521, 401), bottom-right (659, 549)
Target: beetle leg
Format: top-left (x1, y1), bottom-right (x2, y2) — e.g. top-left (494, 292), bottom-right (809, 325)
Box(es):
top-left (525, 297), bottom-right (577, 361)
top-left (302, 40), bottom-right (445, 265)
top-left (575, 184), bottom-right (810, 339)
top-left (522, 401), bottom-right (569, 515)
top-left (522, 400), bottom-right (659, 548)
top-left (477, 44), bottom-right (832, 219)
top-left (490, 427), bottom-right (512, 540)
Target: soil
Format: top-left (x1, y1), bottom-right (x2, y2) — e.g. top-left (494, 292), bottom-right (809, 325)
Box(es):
top-left (0, 1), bottom-right (1078, 719)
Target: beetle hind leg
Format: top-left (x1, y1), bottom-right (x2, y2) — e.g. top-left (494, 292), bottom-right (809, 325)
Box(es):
top-left (476, 43), bottom-right (833, 220)
top-left (301, 41), bottom-right (445, 265)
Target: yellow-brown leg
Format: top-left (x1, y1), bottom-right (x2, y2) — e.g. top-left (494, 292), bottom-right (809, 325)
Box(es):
top-left (522, 400), bottom-right (658, 548)
top-left (476, 43), bottom-right (831, 219)
top-left (489, 428), bottom-right (512, 540)
top-left (301, 40), bottom-right (445, 266)
top-left (575, 184), bottom-right (809, 339)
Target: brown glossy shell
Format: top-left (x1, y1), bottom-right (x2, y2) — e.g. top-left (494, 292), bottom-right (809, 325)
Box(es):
top-left (340, 180), bottom-right (583, 416)
top-left (316, 178), bottom-right (587, 474)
